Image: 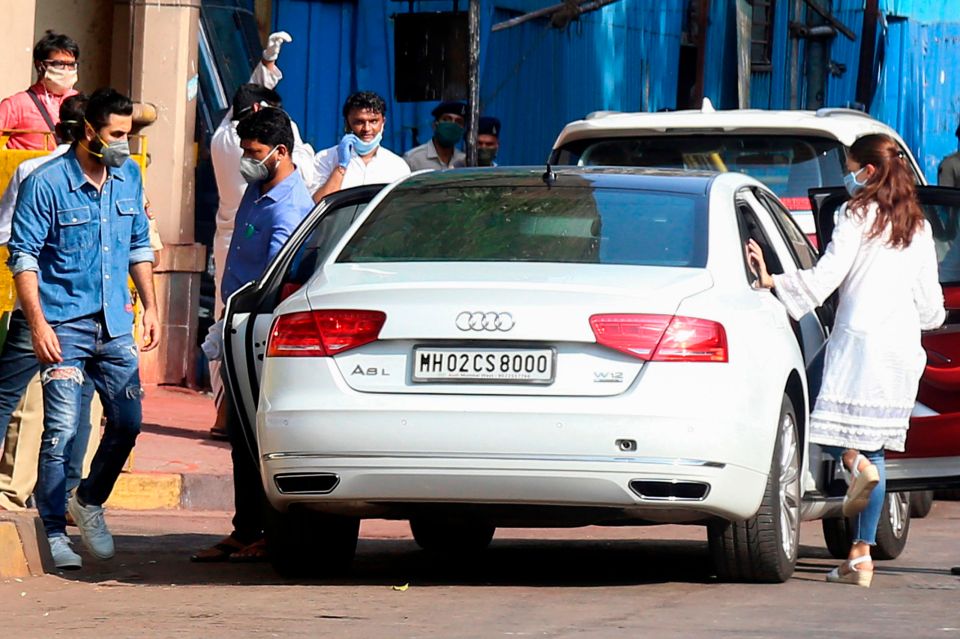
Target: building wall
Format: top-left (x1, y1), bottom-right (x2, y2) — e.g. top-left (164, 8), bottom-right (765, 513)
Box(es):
top-left (0, 4), bottom-right (36, 100)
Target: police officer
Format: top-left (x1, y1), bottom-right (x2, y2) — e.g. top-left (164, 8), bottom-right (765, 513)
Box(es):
top-left (477, 116), bottom-right (501, 167)
top-left (404, 100), bottom-right (466, 171)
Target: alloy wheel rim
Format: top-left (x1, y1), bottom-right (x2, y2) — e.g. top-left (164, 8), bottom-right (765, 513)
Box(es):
top-left (778, 411), bottom-right (800, 561)
top-left (888, 492), bottom-right (909, 538)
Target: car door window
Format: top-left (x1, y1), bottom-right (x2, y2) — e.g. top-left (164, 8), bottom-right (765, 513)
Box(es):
top-left (279, 202), bottom-right (368, 299)
top-left (735, 199), bottom-right (785, 286)
top-left (754, 188), bottom-right (817, 270)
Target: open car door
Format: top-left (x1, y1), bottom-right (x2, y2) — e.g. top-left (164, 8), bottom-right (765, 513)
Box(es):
top-left (809, 186), bottom-right (960, 490)
top-left (222, 185), bottom-right (385, 462)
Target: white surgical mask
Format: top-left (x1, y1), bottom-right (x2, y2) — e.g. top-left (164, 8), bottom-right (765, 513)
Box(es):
top-left (843, 167), bottom-right (868, 196)
top-left (42, 66), bottom-right (78, 95)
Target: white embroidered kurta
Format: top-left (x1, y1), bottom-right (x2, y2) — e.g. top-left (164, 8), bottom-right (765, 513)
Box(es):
top-left (773, 202), bottom-right (945, 452)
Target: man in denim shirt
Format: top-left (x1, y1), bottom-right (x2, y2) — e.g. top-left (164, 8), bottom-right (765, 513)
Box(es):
top-left (192, 107), bottom-right (313, 563)
top-left (8, 88), bottom-right (159, 569)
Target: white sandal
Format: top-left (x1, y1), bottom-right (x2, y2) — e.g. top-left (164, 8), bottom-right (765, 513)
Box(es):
top-left (826, 554), bottom-right (874, 587)
top-left (842, 454), bottom-right (880, 517)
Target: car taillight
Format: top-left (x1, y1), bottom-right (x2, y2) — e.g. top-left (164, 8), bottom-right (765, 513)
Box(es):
top-left (590, 314), bottom-right (727, 362)
top-left (778, 197), bottom-right (819, 247)
top-left (266, 310), bottom-right (386, 357)
top-left (779, 197), bottom-right (810, 212)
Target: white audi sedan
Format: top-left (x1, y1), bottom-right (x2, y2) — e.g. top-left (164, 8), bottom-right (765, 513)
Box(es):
top-left (223, 167), bottom-right (958, 581)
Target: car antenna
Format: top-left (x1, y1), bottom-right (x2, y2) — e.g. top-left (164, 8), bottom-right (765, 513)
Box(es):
top-left (542, 163), bottom-right (557, 188)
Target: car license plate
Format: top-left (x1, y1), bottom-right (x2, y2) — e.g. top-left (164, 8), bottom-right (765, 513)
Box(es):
top-left (412, 347), bottom-right (555, 384)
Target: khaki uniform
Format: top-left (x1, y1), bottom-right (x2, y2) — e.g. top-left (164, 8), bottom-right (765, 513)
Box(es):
top-left (0, 374), bottom-right (103, 510)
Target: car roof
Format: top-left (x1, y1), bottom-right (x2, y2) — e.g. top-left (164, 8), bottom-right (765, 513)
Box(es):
top-left (396, 166), bottom-right (719, 195)
top-left (552, 103), bottom-right (909, 150)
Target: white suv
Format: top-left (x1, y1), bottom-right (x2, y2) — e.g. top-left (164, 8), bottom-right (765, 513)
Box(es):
top-left (549, 100), bottom-right (925, 242)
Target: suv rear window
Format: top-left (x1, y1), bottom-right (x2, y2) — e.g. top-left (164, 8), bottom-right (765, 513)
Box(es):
top-left (338, 186), bottom-right (708, 267)
top-left (554, 135), bottom-right (847, 200)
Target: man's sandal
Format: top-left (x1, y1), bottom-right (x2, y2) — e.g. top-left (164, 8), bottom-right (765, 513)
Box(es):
top-left (842, 454), bottom-right (880, 517)
top-left (227, 538), bottom-right (269, 563)
top-left (826, 555), bottom-right (874, 587)
top-left (190, 535), bottom-right (247, 563)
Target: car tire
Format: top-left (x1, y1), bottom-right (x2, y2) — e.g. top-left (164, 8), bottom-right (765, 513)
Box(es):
top-left (909, 490), bottom-right (934, 519)
top-left (708, 394), bottom-right (800, 583)
top-left (410, 517), bottom-right (496, 553)
top-left (820, 490), bottom-right (911, 561)
top-left (265, 505), bottom-right (360, 578)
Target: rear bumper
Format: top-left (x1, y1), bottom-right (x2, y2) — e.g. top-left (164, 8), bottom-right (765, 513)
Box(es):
top-left (260, 452), bottom-right (768, 524)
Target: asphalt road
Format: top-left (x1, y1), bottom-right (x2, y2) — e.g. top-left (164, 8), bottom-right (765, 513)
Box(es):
top-left (3, 501), bottom-right (959, 638)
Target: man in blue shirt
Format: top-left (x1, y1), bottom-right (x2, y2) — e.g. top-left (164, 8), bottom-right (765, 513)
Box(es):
top-left (8, 88), bottom-right (159, 569)
top-left (193, 106), bottom-right (313, 563)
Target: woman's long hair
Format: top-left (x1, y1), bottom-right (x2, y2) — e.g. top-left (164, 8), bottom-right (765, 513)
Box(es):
top-left (848, 134), bottom-right (925, 248)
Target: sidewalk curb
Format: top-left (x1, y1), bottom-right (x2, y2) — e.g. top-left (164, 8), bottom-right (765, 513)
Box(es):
top-left (0, 512), bottom-right (53, 578)
top-left (105, 472), bottom-right (233, 512)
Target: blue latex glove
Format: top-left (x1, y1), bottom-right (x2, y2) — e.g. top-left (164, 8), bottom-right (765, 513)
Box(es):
top-left (337, 134), bottom-right (358, 168)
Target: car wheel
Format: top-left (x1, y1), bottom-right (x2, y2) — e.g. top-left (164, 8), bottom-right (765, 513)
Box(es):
top-left (708, 394), bottom-right (800, 583)
top-left (909, 490), bottom-right (934, 518)
top-left (410, 517), bottom-right (496, 553)
top-left (265, 505), bottom-right (360, 578)
top-left (820, 490), bottom-right (911, 561)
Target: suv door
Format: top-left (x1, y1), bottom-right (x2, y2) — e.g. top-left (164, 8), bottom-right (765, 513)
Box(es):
top-left (222, 185), bottom-right (385, 461)
top-left (808, 186), bottom-right (960, 490)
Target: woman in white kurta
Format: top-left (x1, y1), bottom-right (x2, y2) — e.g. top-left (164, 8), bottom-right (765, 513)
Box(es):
top-left (747, 134), bottom-right (945, 587)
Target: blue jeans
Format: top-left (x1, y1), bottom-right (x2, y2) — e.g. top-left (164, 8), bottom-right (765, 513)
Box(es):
top-left (35, 316), bottom-right (141, 537)
top-left (823, 445), bottom-right (886, 546)
top-left (0, 312), bottom-right (94, 499)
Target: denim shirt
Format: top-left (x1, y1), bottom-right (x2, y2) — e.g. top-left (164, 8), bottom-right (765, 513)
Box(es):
top-left (8, 148), bottom-right (154, 338)
top-left (221, 170), bottom-right (313, 304)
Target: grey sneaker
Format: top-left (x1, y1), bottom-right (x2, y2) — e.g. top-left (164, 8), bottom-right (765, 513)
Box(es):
top-left (47, 534), bottom-right (82, 570)
top-left (67, 495), bottom-right (115, 560)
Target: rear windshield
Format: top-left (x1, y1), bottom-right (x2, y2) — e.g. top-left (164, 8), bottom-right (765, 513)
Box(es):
top-left (554, 135), bottom-right (847, 200)
top-left (337, 185), bottom-right (708, 267)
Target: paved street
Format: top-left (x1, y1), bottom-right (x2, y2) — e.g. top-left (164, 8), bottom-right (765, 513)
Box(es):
top-left (3, 501), bottom-right (958, 638)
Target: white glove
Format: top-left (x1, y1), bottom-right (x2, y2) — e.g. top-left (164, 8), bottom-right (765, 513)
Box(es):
top-left (262, 31), bottom-right (292, 62)
top-left (201, 320), bottom-right (225, 362)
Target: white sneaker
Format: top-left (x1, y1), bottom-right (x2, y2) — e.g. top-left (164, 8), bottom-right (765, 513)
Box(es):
top-left (47, 534), bottom-right (82, 570)
top-left (67, 495), bottom-right (115, 560)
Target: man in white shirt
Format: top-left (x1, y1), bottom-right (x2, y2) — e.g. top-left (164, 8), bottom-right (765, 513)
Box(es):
top-left (312, 92), bottom-right (410, 201)
top-left (403, 100), bottom-right (467, 171)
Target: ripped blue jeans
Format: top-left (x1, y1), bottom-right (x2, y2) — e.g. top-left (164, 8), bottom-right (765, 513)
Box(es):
top-left (35, 316), bottom-right (142, 537)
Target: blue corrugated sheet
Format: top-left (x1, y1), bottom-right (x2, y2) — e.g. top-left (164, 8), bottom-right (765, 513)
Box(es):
top-left (266, 0), bottom-right (959, 178)
top-left (872, 19), bottom-right (960, 183)
top-left (700, 0), bottom-right (959, 184)
top-left (271, 0), bottom-right (683, 165)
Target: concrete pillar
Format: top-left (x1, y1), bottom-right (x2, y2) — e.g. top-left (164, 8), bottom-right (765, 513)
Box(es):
top-left (0, 2), bottom-right (36, 100)
top-left (112, 0), bottom-right (205, 385)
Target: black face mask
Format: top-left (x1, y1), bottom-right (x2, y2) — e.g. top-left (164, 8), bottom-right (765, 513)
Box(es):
top-left (477, 147), bottom-right (498, 166)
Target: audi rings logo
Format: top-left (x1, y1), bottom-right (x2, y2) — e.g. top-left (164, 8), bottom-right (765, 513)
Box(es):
top-left (455, 311), bottom-right (515, 332)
